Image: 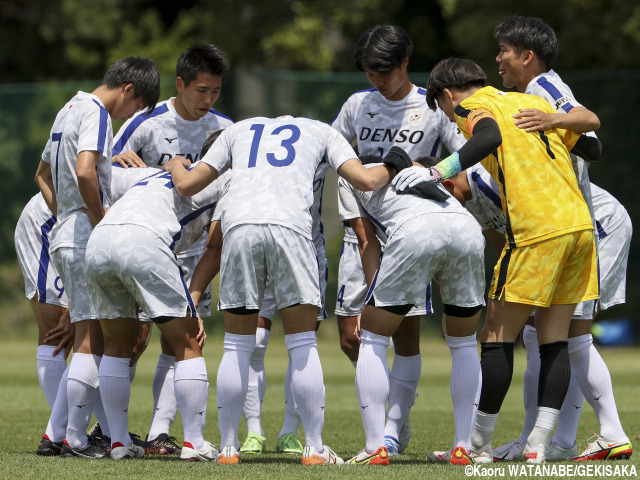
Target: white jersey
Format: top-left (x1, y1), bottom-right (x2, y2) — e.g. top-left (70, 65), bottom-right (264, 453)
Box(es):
top-left (525, 70), bottom-right (595, 218)
top-left (113, 98), bottom-right (233, 166)
top-left (331, 84), bottom-right (466, 158)
top-left (338, 163), bottom-right (475, 240)
top-left (113, 97), bottom-right (233, 257)
top-left (99, 164), bottom-right (229, 254)
top-left (203, 116), bottom-right (355, 239)
top-left (590, 183), bottom-right (630, 238)
top-left (310, 163), bottom-right (330, 253)
top-left (42, 91), bottom-right (113, 250)
top-left (110, 164), bottom-right (162, 202)
top-left (464, 164), bottom-right (506, 233)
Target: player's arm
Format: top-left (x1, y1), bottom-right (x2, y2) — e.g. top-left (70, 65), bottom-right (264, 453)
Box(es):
top-left (112, 150), bottom-right (147, 168)
top-left (189, 220), bottom-right (223, 307)
top-left (348, 217), bottom-right (381, 287)
top-left (569, 134), bottom-right (602, 162)
top-left (35, 159), bottom-right (57, 216)
top-left (337, 158), bottom-right (394, 191)
top-left (513, 106), bottom-right (600, 134)
top-left (76, 150), bottom-right (105, 226)
top-left (394, 113), bottom-right (502, 191)
top-left (163, 156), bottom-right (219, 196)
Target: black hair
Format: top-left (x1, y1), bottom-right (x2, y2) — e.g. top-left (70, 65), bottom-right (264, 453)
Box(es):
top-left (494, 16), bottom-right (558, 69)
top-left (426, 57), bottom-right (486, 110)
top-left (354, 24), bottom-right (413, 73)
top-left (414, 156), bottom-right (440, 168)
top-left (102, 57), bottom-right (160, 113)
top-left (176, 44), bottom-right (230, 86)
top-left (200, 129), bottom-right (224, 157)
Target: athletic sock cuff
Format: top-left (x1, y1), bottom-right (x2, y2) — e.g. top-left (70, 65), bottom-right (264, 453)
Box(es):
top-left (174, 356), bottom-right (208, 382)
top-left (156, 353), bottom-right (176, 369)
top-left (390, 354), bottom-right (421, 381)
top-left (360, 329), bottom-right (390, 348)
top-left (36, 345), bottom-right (66, 361)
top-left (445, 333), bottom-right (477, 349)
top-left (285, 331), bottom-right (316, 351)
top-left (567, 334), bottom-right (592, 355)
top-left (98, 356), bottom-right (130, 378)
top-left (223, 332), bottom-right (256, 353)
top-left (255, 327), bottom-right (271, 349)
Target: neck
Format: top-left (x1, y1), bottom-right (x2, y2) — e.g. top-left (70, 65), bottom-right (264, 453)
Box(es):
top-left (91, 85), bottom-right (118, 114)
top-left (172, 96), bottom-right (194, 121)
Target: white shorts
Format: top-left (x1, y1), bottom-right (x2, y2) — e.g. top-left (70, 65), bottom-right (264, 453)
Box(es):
top-left (572, 215), bottom-right (632, 319)
top-left (335, 240), bottom-right (433, 317)
top-left (219, 225), bottom-right (321, 311)
top-left (85, 225), bottom-right (196, 321)
top-left (15, 212), bottom-right (67, 307)
top-left (367, 214), bottom-right (486, 309)
top-left (51, 246), bottom-right (97, 323)
top-left (177, 253), bottom-right (212, 317)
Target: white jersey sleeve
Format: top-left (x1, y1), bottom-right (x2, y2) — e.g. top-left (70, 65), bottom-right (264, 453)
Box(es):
top-left (113, 99), bottom-right (233, 167)
top-left (464, 164), bottom-right (506, 233)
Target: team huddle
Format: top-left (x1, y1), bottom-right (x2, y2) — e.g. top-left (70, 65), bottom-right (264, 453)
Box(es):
top-left (16, 16), bottom-right (632, 466)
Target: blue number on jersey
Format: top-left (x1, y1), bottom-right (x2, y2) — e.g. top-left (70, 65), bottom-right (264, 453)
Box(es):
top-left (337, 284), bottom-right (346, 309)
top-left (248, 123), bottom-right (301, 168)
top-left (54, 276), bottom-right (65, 299)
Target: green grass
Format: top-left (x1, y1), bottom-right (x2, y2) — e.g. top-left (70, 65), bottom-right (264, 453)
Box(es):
top-left (1, 324), bottom-right (639, 479)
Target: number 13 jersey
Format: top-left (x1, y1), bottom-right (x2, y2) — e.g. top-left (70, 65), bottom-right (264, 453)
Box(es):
top-left (202, 115), bottom-right (356, 240)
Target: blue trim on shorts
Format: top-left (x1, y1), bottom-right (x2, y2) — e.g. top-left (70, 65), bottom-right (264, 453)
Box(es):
top-left (170, 201), bottom-right (217, 249)
top-left (363, 252), bottom-right (383, 306)
top-left (37, 216), bottom-right (57, 303)
top-left (425, 282), bottom-right (432, 314)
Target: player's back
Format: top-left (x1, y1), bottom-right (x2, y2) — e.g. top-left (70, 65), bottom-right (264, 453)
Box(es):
top-left (204, 116), bottom-right (354, 240)
top-left (457, 86), bottom-right (592, 247)
top-left (102, 165), bottom-right (228, 252)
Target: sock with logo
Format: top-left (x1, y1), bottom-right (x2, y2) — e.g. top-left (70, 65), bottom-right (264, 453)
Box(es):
top-left (99, 355), bottom-right (132, 447)
top-left (148, 354), bottom-right (177, 442)
top-left (175, 356), bottom-right (209, 451)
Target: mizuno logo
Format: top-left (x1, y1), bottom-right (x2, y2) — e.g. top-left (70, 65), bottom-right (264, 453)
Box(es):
top-left (156, 407), bottom-right (161, 411)
top-left (217, 406), bottom-right (222, 410)
top-left (361, 405), bottom-right (368, 410)
top-left (594, 395), bottom-right (602, 401)
top-left (165, 137), bottom-right (178, 143)
top-left (366, 112), bottom-right (380, 118)
top-left (198, 410), bottom-right (205, 415)
top-left (76, 404), bottom-right (86, 408)
top-left (573, 405), bottom-right (581, 409)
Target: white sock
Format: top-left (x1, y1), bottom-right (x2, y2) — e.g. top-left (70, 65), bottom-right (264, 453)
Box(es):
top-left (217, 333), bottom-right (255, 450)
top-left (356, 330), bottom-right (390, 453)
top-left (36, 345), bottom-right (67, 409)
top-left (93, 386), bottom-right (111, 438)
top-left (244, 327), bottom-right (270, 436)
top-left (384, 353), bottom-right (421, 443)
top-left (552, 374), bottom-right (583, 448)
top-left (286, 331), bottom-right (325, 451)
top-left (278, 359), bottom-right (301, 437)
top-left (520, 325), bottom-right (540, 443)
top-left (175, 356), bottom-right (209, 451)
top-left (148, 354), bottom-right (177, 441)
top-left (45, 366), bottom-right (69, 442)
top-left (446, 334), bottom-right (481, 450)
top-left (472, 411), bottom-right (498, 451)
top-left (99, 356), bottom-right (132, 447)
top-left (569, 334), bottom-right (626, 441)
top-left (129, 363), bottom-right (137, 382)
top-left (66, 353), bottom-right (101, 448)
top-left (527, 406), bottom-right (558, 448)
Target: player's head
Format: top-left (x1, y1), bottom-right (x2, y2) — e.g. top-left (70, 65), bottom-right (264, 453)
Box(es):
top-left (494, 16), bottom-right (557, 90)
top-left (200, 129), bottom-right (224, 158)
top-left (426, 57), bottom-right (486, 120)
top-left (102, 57), bottom-right (160, 120)
top-left (175, 44), bottom-right (230, 121)
top-left (414, 156), bottom-right (470, 205)
top-left (355, 24), bottom-right (413, 101)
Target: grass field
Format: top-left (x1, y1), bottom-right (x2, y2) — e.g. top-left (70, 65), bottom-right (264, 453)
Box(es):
top-left (1, 323), bottom-right (639, 479)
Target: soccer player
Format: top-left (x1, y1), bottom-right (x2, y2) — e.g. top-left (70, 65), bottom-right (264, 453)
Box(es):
top-left (393, 57), bottom-right (601, 463)
top-left (338, 156), bottom-right (486, 465)
top-left (489, 15), bottom-right (632, 461)
top-left (84, 159), bottom-right (229, 461)
top-left (15, 193), bottom-right (73, 456)
top-left (34, 56), bottom-right (160, 459)
top-left (111, 44), bottom-right (232, 454)
top-left (163, 114), bottom-right (407, 465)
top-left (330, 24), bottom-right (466, 456)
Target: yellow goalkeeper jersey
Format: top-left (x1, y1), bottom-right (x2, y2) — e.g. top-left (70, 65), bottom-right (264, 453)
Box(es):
top-left (454, 86), bottom-right (593, 247)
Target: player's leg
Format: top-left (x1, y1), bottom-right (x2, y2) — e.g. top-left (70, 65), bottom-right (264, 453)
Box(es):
top-left (240, 313), bottom-right (271, 454)
top-left (384, 315), bottom-right (421, 456)
top-left (33, 299), bottom-right (68, 408)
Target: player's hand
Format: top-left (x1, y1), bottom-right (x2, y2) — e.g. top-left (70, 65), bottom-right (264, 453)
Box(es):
top-left (402, 180), bottom-right (449, 202)
top-left (382, 146), bottom-right (413, 173)
top-left (44, 310), bottom-right (75, 359)
top-left (196, 313), bottom-right (207, 349)
top-left (80, 207), bottom-right (105, 227)
top-left (354, 316), bottom-right (362, 342)
top-left (513, 108), bottom-right (556, 132)
top-left (112, 151), bottom-right (147, 168)
top-left (392, 165), bottom-right (441, 192)
top-left (162, 155), bottom-right (191, 173)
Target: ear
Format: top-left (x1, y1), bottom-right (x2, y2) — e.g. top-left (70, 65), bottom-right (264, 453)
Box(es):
top-left (441, 178), bottom-right (455, 194)
top-left (401, 57), bottom-right (409, 70)
top-left (176, 76), bottom-right (185, 93)
top-left (442, 88), bottom-right (455, 102)
top-left (521, 49), bottom-right (535, 67)
top-left (123, 83), bottom-right (135, 96)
